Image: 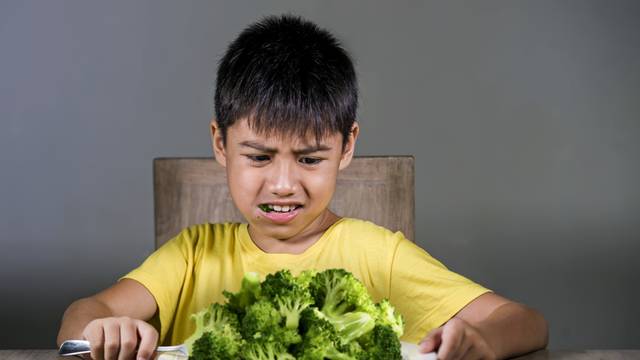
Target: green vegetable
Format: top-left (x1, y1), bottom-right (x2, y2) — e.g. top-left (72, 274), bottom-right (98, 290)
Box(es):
top-left (309, 269), bottom-right (377, 343)
top-left (224, 271), bottom-right (262, 317)
top-left (296, 308), bottom-right (356, 359)
top-left (356, 324), bottom-right (403, 360)
top-left (184, 303), bottom-right (243, 359)
top-left (375, 299), bottom-right (405, 338)
top-left (262, 269), bottom-right (314, 329)
top-left (186, 269), bottom-right (404, 360)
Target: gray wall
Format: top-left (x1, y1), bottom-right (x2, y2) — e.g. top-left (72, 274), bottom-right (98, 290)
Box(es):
top-left (1, 0), bottom-right (639, 350)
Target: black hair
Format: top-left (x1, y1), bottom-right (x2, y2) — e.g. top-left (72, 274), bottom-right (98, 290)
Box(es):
top-left (214, 14), bottom-right (358, 147)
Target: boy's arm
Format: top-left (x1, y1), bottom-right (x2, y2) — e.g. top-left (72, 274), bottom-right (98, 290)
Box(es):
top-left (420, 292), bottom-right (548, 360)
top-left (57, 279), bottom-right (159, 359)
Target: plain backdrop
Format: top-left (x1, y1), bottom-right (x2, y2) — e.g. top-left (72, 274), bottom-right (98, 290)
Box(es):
top-left (1, 0), bottom-right (639, 350)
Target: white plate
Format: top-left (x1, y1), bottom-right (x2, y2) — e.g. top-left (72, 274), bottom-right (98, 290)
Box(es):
top-left (401, 341), bottom-right (438, 360)
top-left (154, 341), bottom-right (437, 359)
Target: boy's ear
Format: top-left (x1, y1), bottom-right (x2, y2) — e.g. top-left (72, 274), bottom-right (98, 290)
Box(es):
top-left (339, 122), bottom-right (359, 170)
top-left (210, 120), bottom-right (227, 167)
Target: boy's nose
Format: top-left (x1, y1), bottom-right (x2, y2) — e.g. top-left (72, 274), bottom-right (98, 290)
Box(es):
top-left (268, 161), bottom-right (299, 196)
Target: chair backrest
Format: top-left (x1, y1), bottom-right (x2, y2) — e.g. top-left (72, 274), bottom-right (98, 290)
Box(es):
top-left (153, 156), bottom-right (414, 248)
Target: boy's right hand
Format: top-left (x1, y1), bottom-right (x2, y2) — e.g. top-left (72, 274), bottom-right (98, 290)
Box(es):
top-left (82, 316), bottom-right (158, 360)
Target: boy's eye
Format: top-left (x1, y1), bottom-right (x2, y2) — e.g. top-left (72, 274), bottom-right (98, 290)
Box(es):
top-left (247, 155), bottom-right (271, 162)
top-left (299, 157), bottom-right (322, 165)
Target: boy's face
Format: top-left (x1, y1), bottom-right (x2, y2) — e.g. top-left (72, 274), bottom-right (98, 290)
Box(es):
top-left (210, 118), bottom-right (358, 244)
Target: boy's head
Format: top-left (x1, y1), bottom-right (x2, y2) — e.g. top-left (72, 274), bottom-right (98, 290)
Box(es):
top-left (213, 14), bottom-right (358, 149)
top-left (210, 15), bottom-right (360, 243)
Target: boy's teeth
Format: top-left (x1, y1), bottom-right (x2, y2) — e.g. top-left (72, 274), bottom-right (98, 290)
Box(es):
top-left (263, 204), bottom-right (298, 212)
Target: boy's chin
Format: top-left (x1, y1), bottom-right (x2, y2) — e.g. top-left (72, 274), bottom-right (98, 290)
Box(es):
top-left (249, 215), bottom-right (311, 240)
top-left (252, 219), bottom-right (302, 236)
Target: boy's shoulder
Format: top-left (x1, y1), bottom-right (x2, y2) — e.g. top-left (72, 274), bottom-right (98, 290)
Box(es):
top-left (331, 217), bottom-right (408, 245)
top-left (166, 222), bottom-right (244, 249)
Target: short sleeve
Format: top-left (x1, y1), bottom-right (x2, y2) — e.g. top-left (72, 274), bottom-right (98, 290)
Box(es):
top-left (119, 230), bottom-right (191, 342)
top-left (389, 235), bottom-right (491, 343)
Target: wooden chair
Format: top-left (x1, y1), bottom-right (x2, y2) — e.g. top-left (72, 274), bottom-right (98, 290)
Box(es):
top-left (153, 156), bottom-right (414, 248)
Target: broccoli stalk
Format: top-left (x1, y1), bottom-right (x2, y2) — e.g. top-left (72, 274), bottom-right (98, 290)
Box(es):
top-left (275, 294), bottom-right (314, 329)
top-left (242, 341), bottom-right (297, 360)
top-left (262, 269), bottom-right (314, 330)
top-left (322, 311), bottom-right (375, 343)
top-left (297, 308), bottom-right (358, 360)
top-left (309, 269), bottom-right (377, 343)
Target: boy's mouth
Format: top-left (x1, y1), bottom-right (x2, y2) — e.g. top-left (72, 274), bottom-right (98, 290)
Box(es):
top-left (258, 204), bottom-right (303, 213)
top-left (258, 203), bottom-right (303, 224)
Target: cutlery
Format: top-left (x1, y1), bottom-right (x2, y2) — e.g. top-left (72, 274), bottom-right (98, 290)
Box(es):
top-left (59, 339), bottom-right (436, 360)
top-left (58, 340), bottom-right (187, 357)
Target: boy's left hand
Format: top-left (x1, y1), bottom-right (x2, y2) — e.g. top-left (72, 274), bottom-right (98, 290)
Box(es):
top-left (419, 317), bottom-right (496, 360)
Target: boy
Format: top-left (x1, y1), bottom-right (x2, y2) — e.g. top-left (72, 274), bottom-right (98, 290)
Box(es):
top-left (57, 15), bottom-right (548, 360)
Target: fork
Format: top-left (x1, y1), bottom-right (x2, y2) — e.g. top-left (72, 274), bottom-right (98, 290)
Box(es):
top-left (58, 339), bottom-right (188, 357)
top-left (60, 339), bottom-right (436, 360)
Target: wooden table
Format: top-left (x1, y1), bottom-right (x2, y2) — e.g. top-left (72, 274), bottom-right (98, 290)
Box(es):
top-left (2, 349), bottom-right (640, 359)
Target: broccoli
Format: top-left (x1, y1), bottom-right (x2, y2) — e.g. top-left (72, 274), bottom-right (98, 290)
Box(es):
top-left (189, 325), bottom-right (243, 360)
top-left (184, 269), bottom-right (405, 359)
top-left (296, 269), bottom-right (317, 289)
top-left (242, 341), bottom-right (297, 360)
top-left (309, 269), bottom-right (376, 342)
top-left (241, 299), bottom-right (302, 347)
top-left (297, 308), bottom-right (357, 360)
top-left (375, 299), bottom-right (405, 338)
top-left (184, 303), bottom-right (243, 359)
top-left (241, 300), bottom-right (283, 340)
top-left (310, 269), bottom-right (376, 315)
top-left (262, 269), bottom-right (314, 329)
top-left (356, 324), bottom-right (402, 360)
top-left (224, 272), bottom-right (262, 317)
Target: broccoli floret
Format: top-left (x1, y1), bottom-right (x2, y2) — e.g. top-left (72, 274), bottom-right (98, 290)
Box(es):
top-left (309, 269), bottom-right (376, 342)
top-left (310, 269), bottom-right (376, 315)
top-left (296, 269), bottom-right (317, 289)
top-left (297, 308), bottom-right (356, 360)
top-left (189, 324), bottom-right (243, 359)
top-left (299, 307), bottom-right (326, 335)
top-left (356, 324), bottom-right (402, 360)
top-left (327, 311), bottom-right (375, 344)
top-left (184, 303), bottom-right (242, 358)
top-left (375, 299), bottom-right (404, 338)
top-left (241, 300), bottom-right (282, 340)
top-left (262, 270), bottom-right (314, 329)
top-left (241, 341), bottom-right (296, 360)
top-left (242, 299), bottom-right (303, 348)
top-left (224, 272), bottom-right (262, 317)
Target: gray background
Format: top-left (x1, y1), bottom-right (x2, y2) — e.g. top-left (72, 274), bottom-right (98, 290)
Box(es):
top-left (1, 0), bottom-right (639, 350)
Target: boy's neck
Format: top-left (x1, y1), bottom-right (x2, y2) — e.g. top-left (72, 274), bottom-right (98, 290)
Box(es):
top-left (247, 210), bottom-right (341, 254)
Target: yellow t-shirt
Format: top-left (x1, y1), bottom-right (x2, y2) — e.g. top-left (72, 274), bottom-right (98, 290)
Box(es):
top-left (122, 218), bottom-right (490, 345)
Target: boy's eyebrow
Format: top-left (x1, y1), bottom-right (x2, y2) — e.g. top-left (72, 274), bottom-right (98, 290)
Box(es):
top-left (294, 144), bottom-right (332, 155)
top-left (240, 141), bottom-right (278, 153)
top-left (239, 141), bottom-right (332, 154)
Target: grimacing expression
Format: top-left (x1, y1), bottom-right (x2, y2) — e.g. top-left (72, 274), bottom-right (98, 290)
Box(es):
top-left (211, 118), bottom-right (358, 241)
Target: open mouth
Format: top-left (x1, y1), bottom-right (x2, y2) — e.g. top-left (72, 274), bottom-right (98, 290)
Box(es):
top-left (258, 204), bottom-right (302, 213)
